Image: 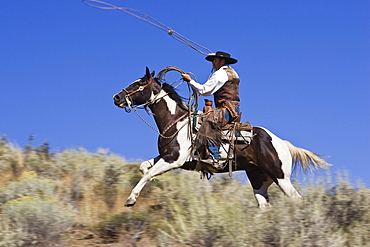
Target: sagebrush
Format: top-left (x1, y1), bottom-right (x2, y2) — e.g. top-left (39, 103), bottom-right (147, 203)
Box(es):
top-left (0, 137), bottom-right (369, 246)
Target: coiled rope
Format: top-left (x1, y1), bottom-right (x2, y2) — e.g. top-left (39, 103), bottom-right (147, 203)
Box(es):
top-left (127, 66), bottom-right (199, 139)
top-left (82, 0), bottom-right (213, 55)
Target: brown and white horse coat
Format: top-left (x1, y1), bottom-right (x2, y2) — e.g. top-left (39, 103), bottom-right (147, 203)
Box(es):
top-left (113, 67), bottom-right (331, 208)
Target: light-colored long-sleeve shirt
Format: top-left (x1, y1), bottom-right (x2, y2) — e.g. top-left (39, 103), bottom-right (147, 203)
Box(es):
top-left (188, 66), bottom-right (234, 96)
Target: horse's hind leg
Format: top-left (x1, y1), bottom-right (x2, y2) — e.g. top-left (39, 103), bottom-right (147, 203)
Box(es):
top-left (275, 148), bottom-right (301, 199)
top-left (276, 178), bottom-right (301, 199)
top-left (272, 158), bottom-right (301, 199)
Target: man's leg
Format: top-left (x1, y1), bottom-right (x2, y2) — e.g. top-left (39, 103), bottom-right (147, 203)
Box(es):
top-left (207, 109), bottom-right (234, 162)
top-left (208, 145), bottom-right (220, 161)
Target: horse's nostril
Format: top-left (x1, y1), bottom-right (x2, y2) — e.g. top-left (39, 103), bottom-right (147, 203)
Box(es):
top-left (114, 94), bottom-right (120, 101)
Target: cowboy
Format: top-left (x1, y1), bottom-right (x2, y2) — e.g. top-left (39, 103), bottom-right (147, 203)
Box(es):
top-left (182, 51), bottom-right (240, 169)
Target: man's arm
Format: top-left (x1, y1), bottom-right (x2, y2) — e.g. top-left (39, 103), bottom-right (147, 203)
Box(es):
top-left (181, 69), bottom-right (228, 96)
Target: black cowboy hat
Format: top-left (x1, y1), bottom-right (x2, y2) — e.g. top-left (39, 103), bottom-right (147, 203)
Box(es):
top-left (205, 51), bottom-right (238, 64)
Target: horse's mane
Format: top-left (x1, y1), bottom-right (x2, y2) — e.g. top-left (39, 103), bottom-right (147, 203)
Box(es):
top-left (161, 82), bottom-right (191, 112)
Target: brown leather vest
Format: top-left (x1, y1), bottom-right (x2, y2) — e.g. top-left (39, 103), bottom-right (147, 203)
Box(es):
top-left (214, 67), bottom-right (240, 107)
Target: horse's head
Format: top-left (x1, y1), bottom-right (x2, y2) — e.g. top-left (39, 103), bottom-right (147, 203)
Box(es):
top-left (113, 67), bottom-right (159, 111)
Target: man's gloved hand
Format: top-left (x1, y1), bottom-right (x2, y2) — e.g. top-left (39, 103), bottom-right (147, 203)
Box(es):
top-left (181, 73), bottom-right (191, 82)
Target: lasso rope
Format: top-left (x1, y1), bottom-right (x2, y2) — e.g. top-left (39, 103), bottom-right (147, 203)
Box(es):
top-left (156, 66), bottom-right (199, 110)
top-left (121, 66), bottom-right (198, 139)
top-left (82, 0), bottom-right (213, 55)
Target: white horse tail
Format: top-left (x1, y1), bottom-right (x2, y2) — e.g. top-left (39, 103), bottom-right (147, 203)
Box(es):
top-left (283, 140), bottom-right (332, 173)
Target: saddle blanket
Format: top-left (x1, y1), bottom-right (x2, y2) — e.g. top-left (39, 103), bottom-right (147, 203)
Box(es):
top-left (224, 129), bottom-right (253, 144)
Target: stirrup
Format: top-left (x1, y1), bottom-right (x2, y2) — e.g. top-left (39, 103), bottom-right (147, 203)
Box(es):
top-left (200, 158), bottom-right (222, 170)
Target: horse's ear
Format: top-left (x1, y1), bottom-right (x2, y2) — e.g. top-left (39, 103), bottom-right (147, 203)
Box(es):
top-left (145, 67), bottom-right (156, 83)
top-left (145, 66), bottom-right (151, 79)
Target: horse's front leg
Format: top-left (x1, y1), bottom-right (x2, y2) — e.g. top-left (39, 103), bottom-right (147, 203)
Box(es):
top-left (139, 156), bottom-right (160, 175)
top-left (245, 164), bottom-right (274, 208)
top-left (125, 157), bottom-right (186, 207)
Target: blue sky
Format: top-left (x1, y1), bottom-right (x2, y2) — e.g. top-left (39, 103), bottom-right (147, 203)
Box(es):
top-left (1, 1), bottom-right (369, 186)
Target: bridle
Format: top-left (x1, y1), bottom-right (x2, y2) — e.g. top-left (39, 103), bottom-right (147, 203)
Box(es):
top-left (122, 77), bottom-right (155, 112)
top-left (124, 77), bottom-right (154, 98)
top-left (121, 76), bottom-right (189, 139)
top-left (122, 72), bottom-right (190, 112)
top-left (119, 67), bottom-right (198, 139)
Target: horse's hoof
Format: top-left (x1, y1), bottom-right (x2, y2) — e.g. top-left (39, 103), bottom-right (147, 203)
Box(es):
top-left (259, 203), bottom-right (272, 210)
top-left (125, 199), bottom-right (136, 207)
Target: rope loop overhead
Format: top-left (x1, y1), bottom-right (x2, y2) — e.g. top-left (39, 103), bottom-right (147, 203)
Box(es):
top-left (82, 0), bottom-right (213, 55)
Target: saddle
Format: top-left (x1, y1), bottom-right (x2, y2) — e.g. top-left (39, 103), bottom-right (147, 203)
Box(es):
top-left (192, 102), bottom-right (253, 161)
top-left (222, 121), bottom-right (253, 144)
top-left (192, 108), bottom-right (253, 178)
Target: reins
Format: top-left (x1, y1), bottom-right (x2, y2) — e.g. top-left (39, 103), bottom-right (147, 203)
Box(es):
top-left (132, 108), bottom-right (188, 139)
top-left (123, 67), bottom-right (198, 139)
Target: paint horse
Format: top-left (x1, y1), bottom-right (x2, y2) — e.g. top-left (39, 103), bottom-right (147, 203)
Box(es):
top-left (113, 67), bottom-right (331, 208)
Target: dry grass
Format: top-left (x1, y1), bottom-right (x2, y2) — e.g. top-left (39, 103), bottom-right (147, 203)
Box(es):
top-left (0, 138), bottom-right (370, 246)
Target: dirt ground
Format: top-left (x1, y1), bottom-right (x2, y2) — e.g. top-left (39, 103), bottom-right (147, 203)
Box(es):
top-left (68, 228), bottom-right (113, 247)
top-left (67, 227), bottom-right (184, 247)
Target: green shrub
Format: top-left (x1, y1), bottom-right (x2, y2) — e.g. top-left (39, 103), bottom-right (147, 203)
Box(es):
top-left (1, 137), bottom-right (370, 246)
top-left (0, 216), bottom-right (25, 247)
top-left (0, 135), bottom-right (11, 167)
top-left (94, 212), bottom-right (150, 244)
top-left (2, 196), bottom-right (76, 246)
top-left (0, 138), bottom-right (23, 178)
top-left (0, 170), bottom-right (76, 246)
top-left (151, 171), bottom-right (370, 247)
top-left (0, 171), bottom-right (58, 203)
